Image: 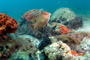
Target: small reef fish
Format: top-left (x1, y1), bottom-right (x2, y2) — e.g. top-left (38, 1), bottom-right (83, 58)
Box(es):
top-left (30, 11), bottom-right (51, 31)
top-left (53, 23), bottom-right (57, 27)
top-left (71, 50), bottom-right (84, 56)
top-left (59, 24), bottom-right (71, 34)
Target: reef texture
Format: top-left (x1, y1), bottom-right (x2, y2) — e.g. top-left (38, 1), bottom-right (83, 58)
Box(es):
top-left (52, 32), bottom-right (90, 53)
top-left (7, 8), bottom-right (90, 60)
top-left (8, 35), bottom-right (40, 60)
top-left (0, 13), bottom-right (18, 35)
top-left (13, 9), bottom-right (60, 39)
top-left (44, 41), bottom-right (73, 60)
top-left (0, 37), bottom-right (19, 60)
top-left (0, 13), bottom-right (19, 60)
top-left (63, 17), bottom-right (83, 29)
top-left (51, 8), bottom-right (76, 22)
top-left (50, 8), bottom-right (83, 29)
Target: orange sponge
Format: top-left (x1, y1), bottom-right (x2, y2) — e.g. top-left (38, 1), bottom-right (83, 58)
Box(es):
top-left (59, 25), bottom-right (69, 34)
top-left (0, 13), bottom-right (18, 35)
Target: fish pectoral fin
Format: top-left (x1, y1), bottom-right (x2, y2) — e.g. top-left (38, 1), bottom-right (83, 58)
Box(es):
top-left (30, 24), bottom-right (36, 31)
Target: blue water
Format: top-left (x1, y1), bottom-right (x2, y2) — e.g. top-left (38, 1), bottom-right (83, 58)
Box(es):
top-left (0, 0), bottom-right (90, 21)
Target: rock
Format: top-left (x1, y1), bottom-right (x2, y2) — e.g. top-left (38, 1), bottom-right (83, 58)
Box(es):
top-left (43, 41), bottom-right (73, 60)
top-left (0, 37), bottom-right (19, 59)
top-left (37, 37), bottom-right (52, 50)
top-left (50, 8), bottom-right (83, 30)
top-left (81, 37), bottom-right (90, 52)
top-left (8, 35), bottom-right (40, 60)
top-left (64, 17), bottom-right (83, 29)
top-left (51, 8), bottom-right (76, 22)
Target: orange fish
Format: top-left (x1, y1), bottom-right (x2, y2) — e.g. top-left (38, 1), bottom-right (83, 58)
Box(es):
top-left (78, 53), bottom-right (84, 56)
top-left (53, 23), bottom-right (57, 27)
top-left (59, 25), bottom-right (69, 34)
top-left (71, 50), bottom-right (84, 56)
top-left (71, 50), bottom-right (78, 56)
top-left (30, 11), bottom-right (51, 31)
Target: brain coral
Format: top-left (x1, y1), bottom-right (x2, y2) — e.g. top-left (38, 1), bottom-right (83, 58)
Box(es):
top-left (0, 13), bottom-right (18, 35)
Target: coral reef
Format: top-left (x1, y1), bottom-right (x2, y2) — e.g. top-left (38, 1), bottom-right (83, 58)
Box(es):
top-left (50, 8), bottom-right (83, 29)
top-left (13, 9), bottom-right (60, 39)
top-left (67, 32), bottom-right (90, 41)
top-left (8, 35), bottom-right (40, 60)
top-left (0, 13), bottom-right (19, 60)
top-left (0, 37), bottom-right (19, 59)
top-left (81, 37), bottom-right (90, 53)
top-left (63, 17), bottom-right (83, 29)
top-left (49, 32), bottom-right (90, 54)
top-left (8, 51), bottom-right (30, 60)
top-left (6, 8), bottom-right (90, 60)
top-left (54, 35), bottom-right (80, 45)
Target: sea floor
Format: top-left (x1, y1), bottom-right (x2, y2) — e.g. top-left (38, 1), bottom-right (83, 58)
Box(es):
top-left (75, 10), bottom-right (90, 32)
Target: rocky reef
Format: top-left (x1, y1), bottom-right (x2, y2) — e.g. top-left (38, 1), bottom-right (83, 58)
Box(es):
top-left (0, 37), bottom-right (19, 60)
top-left (0, 13), bottom-right (19, 60)
top-left (51, 8), bottom-right (77, 22)
top-left (1, 8), bottom-right (90, 60)
top-left (44, 41), bottom-right (73, 60)
top-left (12, 9), bottom-right (60, 39)
top-left (50, 8), bottom-right (83, 29)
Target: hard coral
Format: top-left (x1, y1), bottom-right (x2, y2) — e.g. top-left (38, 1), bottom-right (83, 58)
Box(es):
top-left (0, 13), bottom-right (18, 35)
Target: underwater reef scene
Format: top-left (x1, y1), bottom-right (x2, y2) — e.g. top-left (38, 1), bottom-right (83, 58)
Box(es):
top-left (1, 7), bottom-right (90, 60)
